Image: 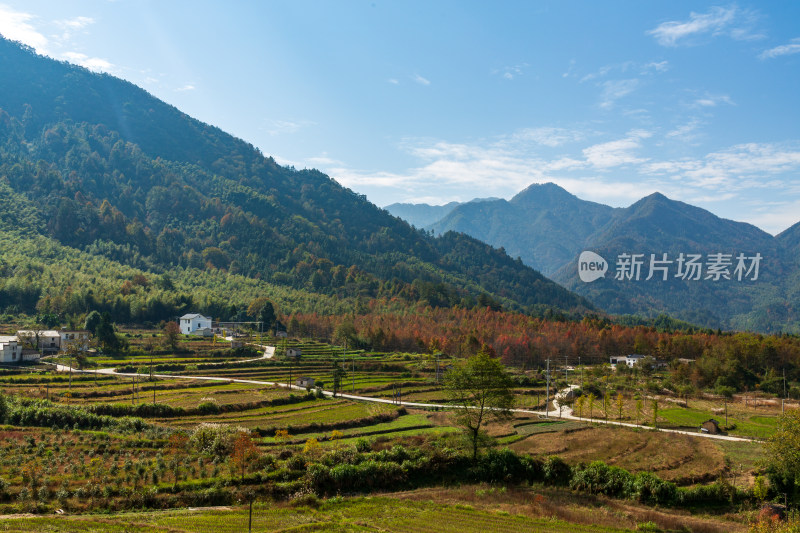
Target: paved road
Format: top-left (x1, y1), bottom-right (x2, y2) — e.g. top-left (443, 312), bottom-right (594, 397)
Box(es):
top-left (49, 361), bottom-right (757, 443)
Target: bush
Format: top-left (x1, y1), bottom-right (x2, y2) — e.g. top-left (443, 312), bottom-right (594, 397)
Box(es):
top-left (476, 448), bottom-right (526, 483)
top-left (570, 461), bottom-right (633, 497)
top-left (679, 479), bottom-right (739, 506)
top-left (630, 471), bottom-right (677, 504)
top-left (190, 423), bottom-right (245, 459)
top-left (542, 456), bottom-right (571, 486)
top-left (197, 401), bottom-right (220, 415)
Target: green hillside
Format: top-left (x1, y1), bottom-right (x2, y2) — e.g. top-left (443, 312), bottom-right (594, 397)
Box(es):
top-left (0, 36), bottom-right (590, 323)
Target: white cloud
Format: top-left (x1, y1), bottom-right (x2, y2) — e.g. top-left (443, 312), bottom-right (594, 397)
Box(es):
top-left (760, 38), bottom-right (800, 59)
top-left (262, 118), bottom-right (315, 136)
top-left (61, 51), bottom-right (113, 72)
top-left (642, 60), bottom-right (669, 73)
top-left (583, 130), bottom-right (651, 169)
top-left (666, 118), bottom-right (703, 141)
top-left (387, 78), bottom-right (399, 85)
top-left (494, 63), bottom-right (529, 81)
top-left (0, 6), bottom-right (112, 72)
top-left (599, 79), bottom-right (639, 109)
top-left (412, 73), bottom-right (430, 86)
top-left (747, 200), bottom-right (800, 235)
top-left (580, 65), bottom-right (612, 83)
top-left (693, 94), bottom-right (734, 108)
top-left (55, 16), bottom-right (94, 30)
top-left (642, 142), bottom-right (800, 195)
top-left (509, 127), bottom-right (584, 147)
top-left (175, 84), bottom-right (196, 92)
top-left (0, 4), bottom-right (49, 53)
top-left (647, 6), bottom-right (757, 46)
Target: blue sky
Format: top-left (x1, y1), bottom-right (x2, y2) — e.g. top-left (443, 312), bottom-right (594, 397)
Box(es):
top-left (2, 1), bottom-right (800, 234)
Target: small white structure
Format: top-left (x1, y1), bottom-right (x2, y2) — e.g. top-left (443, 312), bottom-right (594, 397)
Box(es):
top-left (0, 336), bottom-right (21, 363)
top-left (296, 376), bottom-right (315, 388)
top-left (179, 313), bottom-right (212, 335)
top-left (610, 354), bottom-right (645, 368)
top-left (286, 348), bottom-right (302, 359)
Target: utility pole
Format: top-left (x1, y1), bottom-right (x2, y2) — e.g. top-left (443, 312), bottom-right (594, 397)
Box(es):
top-left (352, 355), bottom-right (355, 392)
top-left (545, 358), bottom-right (550, 419)
top-left (436, 353), bottom-right (440, 385)
top-left (248, 498), bottom-right (253, 533)
top-left (565, 355), bottom-right (568, 382)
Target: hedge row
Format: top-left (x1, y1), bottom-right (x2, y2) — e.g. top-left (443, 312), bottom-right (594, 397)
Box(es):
top-left (305, 447), bottom-right (749, 508)
top-left (84, 391), bottom-right (320, 418)
top-left (0, 395), bottom-right (168, 437)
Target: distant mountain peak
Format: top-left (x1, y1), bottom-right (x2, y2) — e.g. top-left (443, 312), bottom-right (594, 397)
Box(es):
top-left (511, 182), bottom-right (576, 205)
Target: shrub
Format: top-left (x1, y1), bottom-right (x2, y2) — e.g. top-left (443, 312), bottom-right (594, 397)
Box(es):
top-left (197, 400), bottom-right (220, 415)
top-left (190, 423), bottom-right (245, 459)
top-left (630, 471), bottom-right (677, 505)
top-left (355, 437), bottom-right (372, 453)
top-left (542, 456), bottom-right (571, 486)
top-left (570, 461), bottom-right (633, 497)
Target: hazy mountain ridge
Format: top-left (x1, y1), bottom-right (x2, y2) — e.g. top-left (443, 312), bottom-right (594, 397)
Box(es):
top-left (383, 201), bottom-right (463, 228)
top-left (400, 183), bottom-right (799, 332)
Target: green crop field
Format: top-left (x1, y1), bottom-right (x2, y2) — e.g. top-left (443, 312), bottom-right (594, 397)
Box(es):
top-left (0, 496), bottom-right (641, 532)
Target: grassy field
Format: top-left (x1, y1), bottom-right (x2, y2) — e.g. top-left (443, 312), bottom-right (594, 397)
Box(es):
top-left (509, 424), bottom-right (758, 486)
top-left (0, 488), bottom-right (748, 533)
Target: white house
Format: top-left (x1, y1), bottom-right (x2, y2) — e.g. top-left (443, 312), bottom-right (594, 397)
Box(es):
top-left (179, 313), bottom-right (213, 335)
top-left (60, 330), bottom-right (91, 352)
top-left (296, 376), bottom-right (315, 388)
top-left (610, 354), bottom-right (666, 369)
top-left (610, 354), bottom-right (646, 368)
top-left (0, 336), bottom-right (21, 363)
top-left (16, 330), bottom-right (61, 354)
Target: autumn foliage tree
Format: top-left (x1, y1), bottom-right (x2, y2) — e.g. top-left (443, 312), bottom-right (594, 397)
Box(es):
top-left (162, 321), bottom-right (181, 352)
top-left (231, 432), bottom-right (260, 482)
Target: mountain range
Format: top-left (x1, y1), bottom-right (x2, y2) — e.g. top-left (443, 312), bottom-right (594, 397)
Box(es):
top-left (0, 36), bottom-right (591, 324)
top-left (386, 183), bottom-right (800, 332)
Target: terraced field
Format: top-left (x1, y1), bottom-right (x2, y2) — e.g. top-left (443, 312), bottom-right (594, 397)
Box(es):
top-left (510, 425), bottom-right (732, 485)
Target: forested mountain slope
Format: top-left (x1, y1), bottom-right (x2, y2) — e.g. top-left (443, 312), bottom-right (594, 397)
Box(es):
top-left (0, 37), bottom-right (591, 322)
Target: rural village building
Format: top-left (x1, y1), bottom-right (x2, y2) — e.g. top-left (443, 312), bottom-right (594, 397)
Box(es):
top-left (296, 376), bottom-right (315, 388)
top-left (16, 330), bottom-right (61, 354)
top-left (60, 330), bottom-right (91, 352)
top-left (0, 336), bottom-right (20, 363)
top-left (609, 354), bottom-right (646, 367)
top-left (286, 348), bottom-right (302, 359)
top-left (179, 313), bottom-right (213, 335)
top-left (1, 329), bottom-right (93, 364)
